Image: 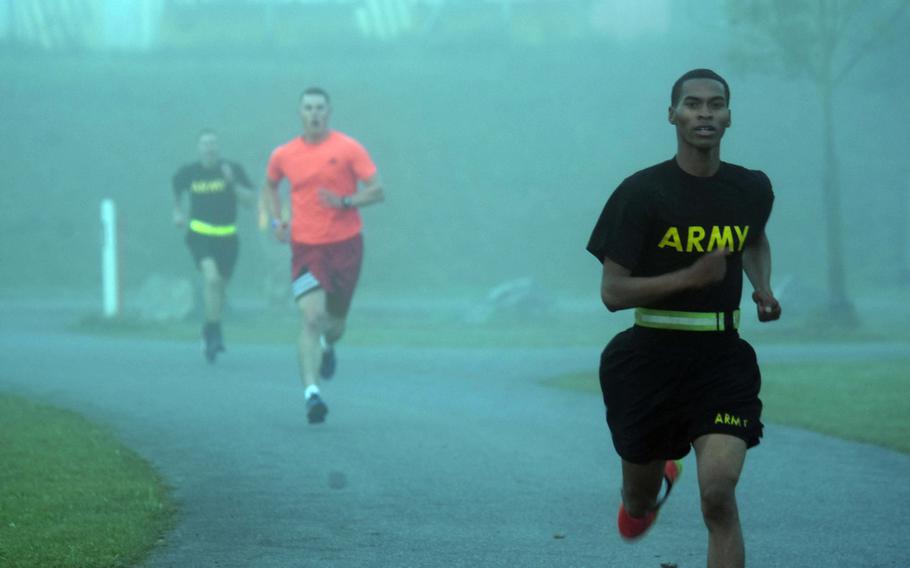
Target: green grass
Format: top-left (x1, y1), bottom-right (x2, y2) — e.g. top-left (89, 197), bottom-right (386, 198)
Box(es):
top-left (0, 394), bottom-right (176, 568)
top-left (759, 359), bottom-right (910, 454)
top-left (543, 358), bottom-right (910, 454)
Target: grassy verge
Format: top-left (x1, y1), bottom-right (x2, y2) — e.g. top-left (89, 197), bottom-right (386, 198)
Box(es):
top-left (0, 393), bottom-right (176, 568)
top-left (543, 358), bottom-right (910, 454)
top-left (758, 359), bottom-right (910, 454)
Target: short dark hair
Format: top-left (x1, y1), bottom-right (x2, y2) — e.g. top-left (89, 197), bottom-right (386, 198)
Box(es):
top-left (671, 69), bottom-right (730, 108)
top-left (299, 87), bottom-right (330, 104)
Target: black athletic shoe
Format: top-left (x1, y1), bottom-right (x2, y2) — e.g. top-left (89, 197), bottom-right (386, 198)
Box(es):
top-left (306, 393), bottom-right (329, 424)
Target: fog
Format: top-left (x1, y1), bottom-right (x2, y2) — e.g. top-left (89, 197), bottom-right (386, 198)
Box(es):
top-left (2, 3), bottom-right (909, 566)
top-left (1, 0), bottom-right (908, 319)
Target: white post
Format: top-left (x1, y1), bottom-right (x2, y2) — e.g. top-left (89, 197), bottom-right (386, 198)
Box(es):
top-left (100, 199), bottom-right (120, 318)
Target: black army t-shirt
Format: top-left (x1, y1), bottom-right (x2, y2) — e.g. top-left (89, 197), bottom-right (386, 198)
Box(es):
top-left (587, 158), bottom-right (774, 313)
top-left (172, 161), bottom-right (251, 226)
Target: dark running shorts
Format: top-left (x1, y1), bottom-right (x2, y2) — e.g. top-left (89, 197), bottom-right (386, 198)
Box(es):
top-left (185, 232), bottom-right (239, 280)
top-left (291, 234), bottom-right (363, 317)
top-left (599, 326), bottom-right (764, 464)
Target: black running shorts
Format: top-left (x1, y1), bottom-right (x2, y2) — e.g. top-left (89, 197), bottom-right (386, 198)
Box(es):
top-left (599, 326), bottom-right (763, 464)
top-left (185, 232), bottom-right (239, 280)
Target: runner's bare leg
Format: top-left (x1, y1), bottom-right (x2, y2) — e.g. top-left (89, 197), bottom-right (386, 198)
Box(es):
top-left (199, 258), bottom-right (224, 322)
top-left (621, 459), bottom-right (665, 517)
top-left (694, 434), bottom-right (747, 568)
top-left (296, 289), bottom-right (327, 388)
top-left (322, 315), bottom-right (346, 345)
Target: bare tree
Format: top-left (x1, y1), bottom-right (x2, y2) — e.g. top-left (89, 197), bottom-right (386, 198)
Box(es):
top-left (726, 0), bottom-right (909, 325)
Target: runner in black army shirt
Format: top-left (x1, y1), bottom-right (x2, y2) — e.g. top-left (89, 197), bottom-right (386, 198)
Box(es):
top-left (587, 69), bottom-right (781, 568)
top-left (172, 129), bottom-right (255, 362)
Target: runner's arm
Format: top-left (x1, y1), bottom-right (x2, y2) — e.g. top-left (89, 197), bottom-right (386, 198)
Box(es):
top-left (319, 173), bottom-right (385, 209)
top-left (599, 249), bottom-right (729, 312)
top-left (261, 178), bottom-right (281, 221)
top-left (261, 178), bottom-right (288, 241)
top-left (352, 174), bottom-right (384, 208)
top-left (225, 163), bottom-right (256, 207)
top-left (172, 189), bottom-right (186, 227)
top-left (742, 232), bottom-right (781, 321)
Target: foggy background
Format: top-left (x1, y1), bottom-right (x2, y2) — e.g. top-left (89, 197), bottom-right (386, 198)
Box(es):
top-left (1, 0), bottom-right (908, 321)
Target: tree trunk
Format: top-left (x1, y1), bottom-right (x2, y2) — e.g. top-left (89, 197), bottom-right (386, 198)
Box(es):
top-left (901, 174), bottom-right (910, 284)
top-left (819, 80), bottom-right (858, 325)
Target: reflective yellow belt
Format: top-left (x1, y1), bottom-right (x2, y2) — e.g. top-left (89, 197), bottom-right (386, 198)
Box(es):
top-left (189, 219), bottom-right (237, 236)
top-left (635, 308), bottom-right (740, 332)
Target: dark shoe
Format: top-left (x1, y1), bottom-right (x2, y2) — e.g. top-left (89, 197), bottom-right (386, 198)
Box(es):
top-left (319, 340), bottom-right (336, 380)
top-left (617, 460), bottom-right (683, 541)
top-left (306, 393), bottom-right (329, 424)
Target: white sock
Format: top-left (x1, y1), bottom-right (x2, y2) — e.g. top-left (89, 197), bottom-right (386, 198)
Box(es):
top-left (304, 385), bottom-right (320, 400)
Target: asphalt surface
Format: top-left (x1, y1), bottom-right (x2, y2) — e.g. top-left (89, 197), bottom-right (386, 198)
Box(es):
top-left (1, 303), bottom-right (909, 568)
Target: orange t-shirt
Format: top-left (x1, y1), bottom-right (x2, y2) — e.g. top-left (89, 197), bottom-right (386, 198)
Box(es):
top-left (266, 131), bottom-right (377, 244)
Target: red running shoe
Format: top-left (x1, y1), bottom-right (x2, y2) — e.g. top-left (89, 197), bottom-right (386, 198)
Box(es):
top-left (617, 459), bottom-right (683, 541)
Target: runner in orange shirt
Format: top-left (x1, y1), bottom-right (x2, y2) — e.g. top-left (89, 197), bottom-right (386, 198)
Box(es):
top-left (262, 87), bottom-right (384, 424)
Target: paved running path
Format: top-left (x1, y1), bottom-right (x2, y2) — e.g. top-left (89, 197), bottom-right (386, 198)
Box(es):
top-left (1, 304), bottom-right (908, 567)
